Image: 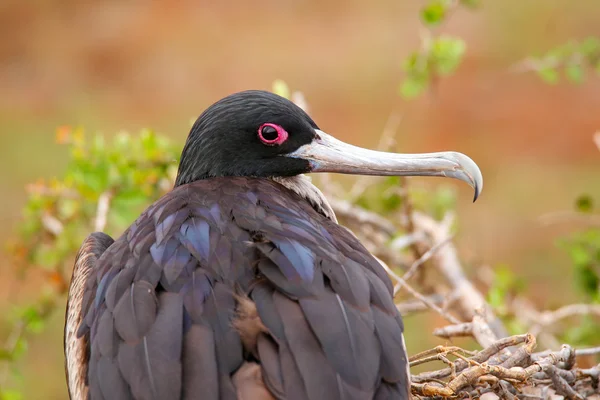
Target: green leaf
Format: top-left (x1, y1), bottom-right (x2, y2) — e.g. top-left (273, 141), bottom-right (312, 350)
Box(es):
top-left (32, 245), bottom-right (62, 269)
top-left (402, 52), bottom-right (421, 72)
top-left (92, 133), bottom-right (105, 150)
top-left (580, 37), bottom-right (600, 56)
top-left (11, 338), bottom-right (27, 360)
top-left (575, 194), bottom-right (593, 213)
top-left (567, 243), bottom-right (591, 267)
top-left (114, 131), bottom-right (132, 150)
top-left (487, 286), bottom-right (505, 309)
top-left (113, 189), bottom-right (151, 212)
top-left (575, 265), bottom-right (599, 298)
top-left (431, 36), bottom-right (466, 75)
top-left (381, 192), bottom-right (402, 213)
top-left (0, 349), bottom-right (14, 361)
top-left (26, 317), bottom-right (45, 334)
top-left (565, 64), bottom-right (584, 84)
top-left (506, 319), bottom-right (526, 336)
top-left (57, 198), bottom-right (79, 220)
top-left (421, 1), bottom-right (448, 26)
top-left (272, 80), bottom-right (291, 99)
top-left (562, 317), bottom-right (600, 346)
top-left (430, 186), bottom-right (457, 220)
top-left (1, 390), bottom-right (23, 400)
top-left (537, 67), bottom-right (559, 84)
top-left (400, 77), bottom-right (428, 98)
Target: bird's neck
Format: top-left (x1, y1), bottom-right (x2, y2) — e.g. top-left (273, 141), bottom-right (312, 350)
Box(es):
top-left (270, 175), bottom-right (337, 223)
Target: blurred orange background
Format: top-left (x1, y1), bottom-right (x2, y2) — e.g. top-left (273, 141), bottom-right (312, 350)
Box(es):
top-left (1, 1), bottom-right (599, 398)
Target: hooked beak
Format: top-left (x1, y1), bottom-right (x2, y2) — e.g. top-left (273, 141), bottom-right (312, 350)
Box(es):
top-left (288, 130), bottom-right (483, 202)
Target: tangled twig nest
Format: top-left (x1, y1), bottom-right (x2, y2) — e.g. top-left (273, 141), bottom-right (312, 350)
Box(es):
top-left (410, 332), bottom-right (599, 399)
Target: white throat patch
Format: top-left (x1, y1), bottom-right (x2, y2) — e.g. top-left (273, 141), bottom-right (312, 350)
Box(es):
top-left (271, 175), bottom-right (337, 223)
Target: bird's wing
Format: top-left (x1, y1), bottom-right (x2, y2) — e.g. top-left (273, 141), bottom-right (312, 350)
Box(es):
top-left (65, 231), bottom-right (115, 400)
top-left (74, 177), bottom-right (410, 400)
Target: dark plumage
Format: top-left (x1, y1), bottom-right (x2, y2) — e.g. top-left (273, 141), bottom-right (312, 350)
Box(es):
top-left (176, 91), bottom-right (317, 185)
top-left (66, 90), bottom-right (483, 400)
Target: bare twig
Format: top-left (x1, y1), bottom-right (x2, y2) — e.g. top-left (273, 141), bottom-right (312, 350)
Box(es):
top-left (328, 197), bottom-right (396, 236)
top-left (396, 294), bottom-right (445, 315)
top-left (331, 195), bottom-right (508, 350)
top-left (389, 232), bottom-right (426, 251)
top-left (499, 380), bottom-right (517, 400)
top-left (532, 304), bottom-right (600, 331)
top-left (433, 322), bottom-right (473, 339)
top-left (411, 332), bottom-right (600, 398)
top-left (532, 345), bottom-right (600, 361)
top-left (378, 259), bottom-right (462, 324)
top-left (394, 235), bottom-right (454, 295)
top-left (412, 334), bottom-right (532, 384)
top-left (94, 191), bottom-right (113, 232)
top-left (547, 365), bottom-right (584, 400)
top-left (574, 346), bottom-right (600, 357)
top-left (291, 91), bottom-right (309, 114)
top-left (410, 345), bottom-right (476, 364)
top-left (509, 296), bottom-right (562, 350)
top-left (41, 212), bottom-right (64, 236)
top-left (472, 310), bottom-right (505, 350)
top-left (412, 335), bottom-right (587, 397)
top-left (412, 211), bottom-right (509, 343)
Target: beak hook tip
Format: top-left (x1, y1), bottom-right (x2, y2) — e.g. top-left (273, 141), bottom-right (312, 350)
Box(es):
top-left (472, 181), bottom-right (482, 202)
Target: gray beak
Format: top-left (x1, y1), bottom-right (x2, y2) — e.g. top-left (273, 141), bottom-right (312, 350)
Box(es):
top-left (288, 129), bottom-right (483, 201)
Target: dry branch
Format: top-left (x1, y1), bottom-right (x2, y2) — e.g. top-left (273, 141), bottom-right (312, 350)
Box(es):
top-left (411, 211), bottom-right (508, 342)
top-left (396, 294), bottom-right (445, 315)
top-left (433, 322), bottom-right (473, 339)
top-left (94, 191), bottom-right (113, 232)
top-left (327, 194), bottom-right (599, 399)
top-left (412, 334), bottom-right (599, 399)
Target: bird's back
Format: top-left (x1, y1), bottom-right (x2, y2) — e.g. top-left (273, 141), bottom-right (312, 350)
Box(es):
top-left (74, 177), bottom-right (410, 400)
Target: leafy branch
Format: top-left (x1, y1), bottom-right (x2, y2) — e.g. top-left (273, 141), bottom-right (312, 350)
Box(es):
top-left (400, 0), bottom-right (479, 98)
top-left (2, 128), bottom-right (179, 398)
top-left (514, 37), bottom-right (600, 84)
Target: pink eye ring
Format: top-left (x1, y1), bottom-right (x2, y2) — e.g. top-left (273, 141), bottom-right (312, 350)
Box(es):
top-left (258, 123), bottom-right (289, 146)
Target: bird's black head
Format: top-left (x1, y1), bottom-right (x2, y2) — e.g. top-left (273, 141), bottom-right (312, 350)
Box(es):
top-left (175, 90), bottom-right (318, 186)
top-left (175, 89), bottom-right (483, 201)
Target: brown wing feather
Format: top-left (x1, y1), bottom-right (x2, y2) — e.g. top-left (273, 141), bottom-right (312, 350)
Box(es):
top-left (65, 232), bottom-right (114, 400)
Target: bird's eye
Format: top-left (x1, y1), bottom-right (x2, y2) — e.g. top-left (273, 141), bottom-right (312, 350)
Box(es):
top-left (258, 123), bottom-right (288, 146)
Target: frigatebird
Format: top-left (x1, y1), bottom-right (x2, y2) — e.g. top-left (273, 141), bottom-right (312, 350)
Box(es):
top-left (65, 90), bottom-right (482, 400)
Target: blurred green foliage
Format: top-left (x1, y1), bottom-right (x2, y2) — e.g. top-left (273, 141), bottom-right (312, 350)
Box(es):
top-left (400, 0), bottom-right (600, 354)
top-left (557, 196), bottom-right (600, 304)
top-left (272, 79), bottom-right (291, 99)
top-left (2, 128), bottom-right (179, 398)
top-left (420, 0), bottom-right (479, 27)
top-left (529, 37), bottom-right (600, 84)
top-left (486, 264), bottom-right (527, 314)
top-left (349, 176), bottom-right (458, 222)
top-left (400, 36), bottom-right (466, 98)
top-left (400, 0), bottom-right (478, 98)
top-left (15, 127), bottom-right (179, 273)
